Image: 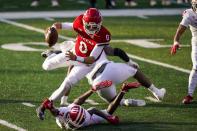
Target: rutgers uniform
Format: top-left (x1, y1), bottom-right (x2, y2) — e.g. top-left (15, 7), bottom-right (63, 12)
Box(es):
top-left (73, 15), bottom-right (111, 57)
top-left (42, 8), bottom-right (111, 102)
top-left (56, 104), bottom-right (109, 129)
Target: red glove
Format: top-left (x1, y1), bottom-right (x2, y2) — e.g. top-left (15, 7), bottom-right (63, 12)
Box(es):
top-left (42, 98), bottom-right (54, 110)
top-left (107, 116), bottom-right (119, 124)
top-left (171, 43), bottom-right (180, 55)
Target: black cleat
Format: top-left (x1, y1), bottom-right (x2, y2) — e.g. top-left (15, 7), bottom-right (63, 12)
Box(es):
top-left (41, 50), bottom-right (62, 58)
top-left (36, 105), bottom-right (45, 120)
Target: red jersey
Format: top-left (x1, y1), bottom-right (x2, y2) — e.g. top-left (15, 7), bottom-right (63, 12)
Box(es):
top-left (73, 15), bottom-right (111, 57)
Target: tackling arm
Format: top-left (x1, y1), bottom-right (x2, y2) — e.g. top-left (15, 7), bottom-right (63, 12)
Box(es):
top-left (73, 90), bottom-right (93, 105)
top-left (52, 22), bottom-right (74, 30)
top-left (174, 24), bottom-right (187, 42)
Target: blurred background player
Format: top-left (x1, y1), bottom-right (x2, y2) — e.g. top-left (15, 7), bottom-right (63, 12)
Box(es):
top-left (30, 0), bottom-right (59, 7)
top-left (171, 0), bottom-right (197, 104)
top-left (150, 0), bottom-right (187, 6)
top-left (36, 80), bottom-right (140, 130)
top-left (90, 0), bottom-right (115, 8)
top-left (125, 0), bottom-right (138, 7)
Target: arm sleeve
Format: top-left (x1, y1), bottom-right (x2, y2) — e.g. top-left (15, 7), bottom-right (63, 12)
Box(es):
top-left (61, 22), bottom-right (74, 30)
top-left (180, 11), bottom-right (191, 28)
top-left (114, 48), bottom-right (130, 62)
top-left (90, 44), bottom-right (105, 59)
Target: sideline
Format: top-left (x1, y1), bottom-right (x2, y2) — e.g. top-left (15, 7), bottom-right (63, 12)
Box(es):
top-left (0, 119), bottom-right (27, 131)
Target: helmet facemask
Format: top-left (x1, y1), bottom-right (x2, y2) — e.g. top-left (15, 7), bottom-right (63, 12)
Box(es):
top-left (83, 20), bottom-right (102, 35)
top-left (82, 8), bottom-right (102, 35)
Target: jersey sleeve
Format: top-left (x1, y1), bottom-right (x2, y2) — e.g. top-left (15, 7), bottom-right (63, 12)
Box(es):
top-left (61, 22), bottom-right (74, 30)
top-left (97, 28), bottom-right (111, 46)
top-left (180, 10), bottom-right (191, 27)
top-left (90, 45), bottom-right (104, 59)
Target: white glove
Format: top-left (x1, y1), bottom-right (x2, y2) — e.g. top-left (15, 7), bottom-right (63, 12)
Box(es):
top-left (128, 59), bottom-right (139, 69)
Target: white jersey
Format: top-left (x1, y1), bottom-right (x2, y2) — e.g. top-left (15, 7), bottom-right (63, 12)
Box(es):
top-left (56, 103), bottom-right (107, 129)
top-left (180, 9), bottom-right (197, 38)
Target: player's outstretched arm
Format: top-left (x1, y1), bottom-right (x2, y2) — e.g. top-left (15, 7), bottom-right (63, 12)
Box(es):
top-left (171, 24), bottom-right (187, 55)
top-left (73, 80), bottom-right (112, 105)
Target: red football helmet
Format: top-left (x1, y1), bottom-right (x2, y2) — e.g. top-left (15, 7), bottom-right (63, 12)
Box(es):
top-left (65, 105), bottom-right (86, 130)
top-left (192, 0), bottom-right (197, 13)
top-left (83, 8), bottom-right (102, 35)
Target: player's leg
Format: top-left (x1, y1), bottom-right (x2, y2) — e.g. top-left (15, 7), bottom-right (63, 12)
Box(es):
top-left (182, 41), bottom-right (197, 104)
top-left (133, 71), bottom-right (166, 100)
top-left (36, 65), bottom-right (93, 120)
top-left (106, 82), bottom-right (140, 115)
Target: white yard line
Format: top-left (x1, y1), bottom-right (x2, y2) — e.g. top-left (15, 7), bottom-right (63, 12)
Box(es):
top-left (0, 19), bottom-right (74, 41)
top-left (0, 119), bottom-right (27, 131)
top-left (22, 102), bottom-right (35, 107)
top-left (128, 54), bottom-right (190, 74)
top-left (0, 19), bottom-right (191, 74)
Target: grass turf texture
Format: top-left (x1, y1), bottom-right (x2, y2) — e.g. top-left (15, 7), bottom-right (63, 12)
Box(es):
top-left (0, 0), bottom-right (191, 12)
top-left (0, 15), bottom-right (197, 131)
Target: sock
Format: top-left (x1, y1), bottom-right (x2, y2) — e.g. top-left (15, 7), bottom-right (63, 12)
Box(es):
top-left (120, 99), bottom-right (126, 106)
top-left (148, 84), bottom-right (159, 93)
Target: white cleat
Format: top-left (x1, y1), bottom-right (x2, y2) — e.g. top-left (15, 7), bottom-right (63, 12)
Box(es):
top-left (153, 88), bottom-right (166, 100)
top-left (51, 0), bottom-right (59, 7)
top-left (124, 99), bottom-right (146, 107)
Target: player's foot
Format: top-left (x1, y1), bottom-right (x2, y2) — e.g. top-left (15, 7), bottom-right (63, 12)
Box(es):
top-left (36, 105), bottom-right (45, 120)
top-left (107, 116), bottom-right (119, 124)
top-left (121, 82), bottom-right (140, 92)
top-left (60, 96), bottom-right (70, 106)
top-left (91, 80), bottom-right (112, 92)
top-left (123, 99), bottom-right (146, 107)
top-left (125, 1), bottom-right (137, 7)
top-left (177, 0), bottom-right (183, 4)
top-left (30, 0), bottom-right (39, 7)
top-left (51, 0), bottom-right (59, 7)
top-left (162, 0), bottom-right (171, 6)
top-left (182, 95), bottom-right (194, 104)
top-left (152, 88), bottom-right (166, 100)
top-left (150, 0), bottom-right (157, 6)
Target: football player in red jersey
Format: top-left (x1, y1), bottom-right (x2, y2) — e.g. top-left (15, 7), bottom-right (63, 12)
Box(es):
top-left (37, 80), bottom-right (140, 129)
top-left (37, 8), bottom-right (117, 119)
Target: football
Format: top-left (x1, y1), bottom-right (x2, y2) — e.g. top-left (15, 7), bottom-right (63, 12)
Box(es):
top-left (45, 27), bottom-right (58, 47)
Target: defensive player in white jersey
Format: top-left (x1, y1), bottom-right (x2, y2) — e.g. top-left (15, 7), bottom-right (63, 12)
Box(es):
top-left (39, 80), bottom-right (140, 130)
top-left (59, 43), bottom-right (166, 107)
top-left (171, 0), bottom-right (197, 104)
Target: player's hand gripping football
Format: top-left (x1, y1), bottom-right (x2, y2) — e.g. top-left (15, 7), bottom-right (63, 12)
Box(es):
top-left (171, 43), bottom-right (180, 55)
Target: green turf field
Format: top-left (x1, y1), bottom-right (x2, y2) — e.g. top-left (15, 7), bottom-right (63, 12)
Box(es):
top-left (0, 14), bottom-right (197, 131)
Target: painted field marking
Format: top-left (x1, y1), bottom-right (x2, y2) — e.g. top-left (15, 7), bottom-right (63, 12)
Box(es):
top-left (85, 99), bottom-right (99, 105)
top-left (22, 102), bottom-right (35, 107)
top-left (0, 19), bottom-right (191, 74)
top-left (0, 119), bottom-right (27, 131)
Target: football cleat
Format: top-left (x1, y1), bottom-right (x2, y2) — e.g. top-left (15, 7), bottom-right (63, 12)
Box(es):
top-left (51, 0), bottom-right (59, 7)
top-left (30, 0), bottom-right (39, 7)
top-left (36, 105), bottom-right (45, 120)
top-left (152, 88), bottom-right (166, 100)
top-left (121, 82), bottom-right (140, 92)
top-left (124, 99), bottom-right (146, 107)
top-left (107, 116), bottom-right (119, 124)
top-left (91, 80), bottom-right (112, 92)
top-left (182, 95), bottom-right (194, 104)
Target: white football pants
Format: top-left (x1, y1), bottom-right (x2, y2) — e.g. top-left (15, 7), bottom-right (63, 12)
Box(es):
top-left (42, 52), bottom-right (93, 102)
top-left (88, 62), bottom-right (137, 102)
top-left (188, 39), bottom-right (197, 96)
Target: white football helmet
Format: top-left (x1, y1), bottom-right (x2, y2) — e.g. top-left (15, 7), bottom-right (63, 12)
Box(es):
top-left (192, 0), bottom-right (197, 13)
top-left (82, 8), bottom-right (102, 35)
top-left (65, 105), bottom-right (86, 130)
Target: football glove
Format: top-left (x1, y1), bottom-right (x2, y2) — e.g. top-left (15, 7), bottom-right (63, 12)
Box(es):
top-left (171, 42), bottom-right (180, 55)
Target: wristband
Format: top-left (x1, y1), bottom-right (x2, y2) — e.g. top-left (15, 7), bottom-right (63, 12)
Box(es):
top-left (76, 56), bottom-right (84, 62)
top-left (173, 41), bottom-right (179, 45)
